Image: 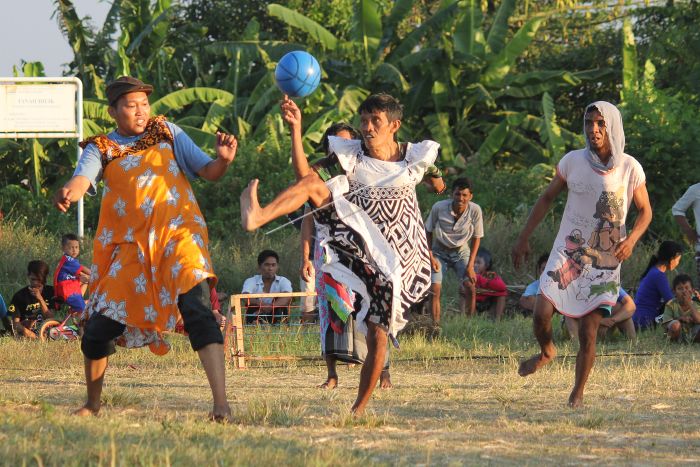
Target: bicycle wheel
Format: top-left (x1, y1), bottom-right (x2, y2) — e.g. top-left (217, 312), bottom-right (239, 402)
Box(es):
top-left (39, 320), bottom-right (61, 342)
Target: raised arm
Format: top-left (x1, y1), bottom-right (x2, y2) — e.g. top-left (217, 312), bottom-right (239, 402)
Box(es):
top-left (197, 132), bottom-right (237, 181)
top-left (281, 96), bottom-right (311, 180)
top-left (512, 174), bottom-right (567, 268)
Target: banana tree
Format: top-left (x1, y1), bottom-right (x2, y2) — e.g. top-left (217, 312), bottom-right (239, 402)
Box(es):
top-left (264, 0), bottom-right (608, 166)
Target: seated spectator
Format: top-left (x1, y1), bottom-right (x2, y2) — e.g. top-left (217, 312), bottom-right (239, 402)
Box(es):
top-left (563, 287), bottom-right (636, 341)
top-left (660, 274), bottom-right (700, 343)
top-left (241, 250), bottom-right (293, 324)
top-left (519, 253), bottom-right (549, 315)
top-left (54, 233), bottom-right (91, 313)
top-left (8, 260), bottom-right (55, 338)
top-left (632, 241), bottom-right (684, 329)
top-left (467, 248), bottom-right (507, 320)
top-left (0, 293), bottom-right (11, 336)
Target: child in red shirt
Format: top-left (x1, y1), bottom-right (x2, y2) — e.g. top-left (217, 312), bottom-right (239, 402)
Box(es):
top-left (473, 248), bottom-right (508, 320)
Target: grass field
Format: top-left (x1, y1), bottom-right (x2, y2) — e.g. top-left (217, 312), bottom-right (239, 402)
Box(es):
top-left (2, 314), bottom-right (700, 466)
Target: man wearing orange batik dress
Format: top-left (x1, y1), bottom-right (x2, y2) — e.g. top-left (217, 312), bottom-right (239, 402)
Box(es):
top-left (54, 76), bottom-right (237, 421)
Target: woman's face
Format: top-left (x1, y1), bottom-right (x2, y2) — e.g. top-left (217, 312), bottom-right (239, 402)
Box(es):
top-left (474, 256), bottom-right (487, 275)
top-left (669, 254), bottom-right (682, 271)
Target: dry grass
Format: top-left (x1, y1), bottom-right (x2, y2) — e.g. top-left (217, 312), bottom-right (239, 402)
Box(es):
top-left (2, 320), bottom-right (700, 466)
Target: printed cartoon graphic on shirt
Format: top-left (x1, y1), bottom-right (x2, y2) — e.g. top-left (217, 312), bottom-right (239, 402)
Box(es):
top-left (547, 229), bottom-right (589, 290)
top-left (583, 188), bottom-right (625, 270)
top-left (547, 188), bottom-right (624, 296)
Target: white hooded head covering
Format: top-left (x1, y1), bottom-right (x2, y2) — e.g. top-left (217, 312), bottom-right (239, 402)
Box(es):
top-left (584, 101), bottom-right (625, 172)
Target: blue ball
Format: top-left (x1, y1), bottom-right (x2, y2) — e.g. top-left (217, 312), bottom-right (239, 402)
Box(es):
top-left (274, 51), bottom-right (321, 98)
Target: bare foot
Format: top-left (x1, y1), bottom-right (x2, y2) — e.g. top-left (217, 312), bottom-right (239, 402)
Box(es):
top-left (350, 404), bottom-right (365, 417)
top-left (518, 347), bottom-right (557, 377)
top-left (318, 375), bottom-right (338, 389)
top-left (73, 405), bottom-right (99, 416)
top-left (240, 179), bottom-right (263, 231)
top-left (568, 393), bottom-right (584, 409)
top-left (379, 370), bottom-right (392, 389)
top-left (209, 404), bottom-right (233, 423)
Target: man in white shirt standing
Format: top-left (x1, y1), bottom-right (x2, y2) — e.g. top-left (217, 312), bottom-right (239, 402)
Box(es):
top-left (673, 183), bottom-right (700, 280)
top-left (241, 250), bottom-right (293, 324)
top-left (425, 178), bottom-right (484, 323)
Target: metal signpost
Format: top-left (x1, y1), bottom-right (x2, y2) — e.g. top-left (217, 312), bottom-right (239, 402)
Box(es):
top-left (0, 77), bottom-right (84, 235)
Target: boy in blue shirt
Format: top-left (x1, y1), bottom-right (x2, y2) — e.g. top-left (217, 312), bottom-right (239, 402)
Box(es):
top-left (54, 233), bottom-right (91, 313)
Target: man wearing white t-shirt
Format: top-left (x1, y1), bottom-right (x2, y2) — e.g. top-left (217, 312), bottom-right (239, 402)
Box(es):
top-left (241, 250), bottom-right (293, 324)
top-left (512, 101), bottom-right (652, 408)
top-left (673, 183), bottom-right (700, 280)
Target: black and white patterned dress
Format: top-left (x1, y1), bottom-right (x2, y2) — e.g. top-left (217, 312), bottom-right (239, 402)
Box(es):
top-left (313, 137), bottom-right (439, 338)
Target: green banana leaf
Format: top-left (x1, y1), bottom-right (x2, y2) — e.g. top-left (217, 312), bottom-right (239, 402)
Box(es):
top-left (372, 63), bottom-right (410, 92)
top-left (481, 17), bottom-right (545, 86)
top-left (267, 4), bottom-right (338, 50)
top-left (540, 92), bottom-right (565, 161)
top-left (386, 2), bottom-right (458, 64)
top-left (378, 0), bottom-right (415, 53)
top-left (150, 88), bottom-right (235, 115)
top-left (454, 0), bottom-right (485, 58)
top-left (486, 0), bottom-right (515, 55)
top-left (353, 0), bottom-right (382, 69)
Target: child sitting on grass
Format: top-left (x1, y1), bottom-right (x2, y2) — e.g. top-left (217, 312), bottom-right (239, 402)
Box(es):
top-left (8, 260), bottom-right (55, 338)
top-left (467, 248), bottom-right (508, 320)
top-left (54, 233), bottom-right (91, 313)
top-left (661, 274), bottom-right (700, 343)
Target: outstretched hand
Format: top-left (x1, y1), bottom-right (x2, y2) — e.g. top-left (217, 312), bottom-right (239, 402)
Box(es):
top-left (53, 187), bottom-right (73, 213)
top-left (215, 132), bottom-right (238, 164)
top-left (280, 95), bottom-right (302, 131)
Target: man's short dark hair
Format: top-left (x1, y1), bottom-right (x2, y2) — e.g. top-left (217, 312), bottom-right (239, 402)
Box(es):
top-left (27, 260), bottom-right (49, 284)
top-left (672, 274), bottom-right (693, 289)
top-left (257, 250), bottom-right (279, 266)
top-left (358, 93), bottom-right (403, 122)
top-left (452, 177), bottom-right (473, 193)
top-left (62, 233), bottom-right (79, 246)
top-left (320, 123), bottom-right (360, 154)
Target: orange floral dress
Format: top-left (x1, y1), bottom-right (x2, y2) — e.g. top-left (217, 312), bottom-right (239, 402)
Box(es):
top-left (80, 116), bottom-right (216, 355)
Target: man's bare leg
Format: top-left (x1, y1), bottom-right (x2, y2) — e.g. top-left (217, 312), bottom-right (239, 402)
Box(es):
top-left (74, 356), bottom-right (108, 416)
top-left (196, 342), bottom-right (232, 420)
top-left (319, 355), bottom-right (338, 389)
top-left (569, 310), bottom-right (603, 408)
top-left (241, 174), bottom-right (330, 231)
top-left (351, 322), bottom-right (387, 415)
top-left (430, 283), bottom-right (442, 323)
top-left (519, 296), bottom-right (557, 376)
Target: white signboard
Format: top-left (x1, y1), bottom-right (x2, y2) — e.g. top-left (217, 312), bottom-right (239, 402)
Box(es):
top-left (0, 83), bottom-right (77, 134)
